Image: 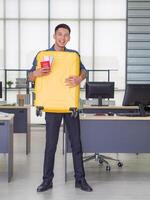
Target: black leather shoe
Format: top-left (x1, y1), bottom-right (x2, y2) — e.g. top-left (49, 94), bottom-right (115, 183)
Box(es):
top-left (37, 181), bottom-right (53, 192)
top-left (75, 179), bottom-right (93, 192)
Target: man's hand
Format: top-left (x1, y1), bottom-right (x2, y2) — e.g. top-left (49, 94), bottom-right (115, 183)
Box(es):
top-left (65, 76), bottom-right (82, 88)
top-left (33, 67), bottom-right (50, 77)
top-left (28, 67), bottom-right (51, 82)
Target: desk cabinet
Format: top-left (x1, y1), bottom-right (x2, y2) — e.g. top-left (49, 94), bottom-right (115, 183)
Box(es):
top-left (0, 121), bottom-right (11, 152)
top-left (0, 106), bottom-right (31, 154)
top-left (0, 115), bottom-right (14, 182)
top-left (0, 108), bottom-right (27, 133)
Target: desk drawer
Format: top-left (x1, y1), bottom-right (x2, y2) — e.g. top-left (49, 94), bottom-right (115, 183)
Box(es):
top-left (0, 121), bottom-right (9, 152)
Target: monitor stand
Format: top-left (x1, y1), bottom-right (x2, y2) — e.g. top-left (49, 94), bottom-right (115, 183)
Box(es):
top-left (98, 96), bottom-right (102, 106)
top-left (139, 104), bottom-right (146, 116)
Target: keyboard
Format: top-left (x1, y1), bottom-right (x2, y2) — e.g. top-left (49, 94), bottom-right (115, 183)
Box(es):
top-left (116, 113), bottom-right (150, 117)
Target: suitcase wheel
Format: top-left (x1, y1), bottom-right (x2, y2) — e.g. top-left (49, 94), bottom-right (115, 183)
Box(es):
top-left (36, 106), bottom-right (44, 117)
top-left (70, 107), bottom-right (78, 118)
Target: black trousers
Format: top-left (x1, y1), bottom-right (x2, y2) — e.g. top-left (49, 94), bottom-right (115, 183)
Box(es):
top-left (43, 112), bottom-right (85, 182)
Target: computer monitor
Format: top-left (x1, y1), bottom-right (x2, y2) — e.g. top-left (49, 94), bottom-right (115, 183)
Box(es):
top-left (0, 81), bottom-right (2, 98)
top-left (86, 81), bottom-right (114, 106)
top-left (123, 84), bottom-right (150, 116)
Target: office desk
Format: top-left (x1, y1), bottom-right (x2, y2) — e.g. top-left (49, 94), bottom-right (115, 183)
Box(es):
top-left (0, 106), bottom-right (31, 155)
top-left (65, 114), bottom-right (150, 181)
top-left (0, 114), bottom-right (14, 182)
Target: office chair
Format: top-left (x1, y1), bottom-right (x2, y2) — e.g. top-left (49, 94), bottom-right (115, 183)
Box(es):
top-left (64, 118), bottom-right (123, 171)
top-left (83, 153), bottom-right (123, 171)
top-left (82, 82), bottom-right (123, 171)
top-left (80, 111), bottom-right (123, 171)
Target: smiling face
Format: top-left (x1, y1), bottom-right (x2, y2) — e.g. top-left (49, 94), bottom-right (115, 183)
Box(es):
top-left (53, 27), bottom-right (70, 51)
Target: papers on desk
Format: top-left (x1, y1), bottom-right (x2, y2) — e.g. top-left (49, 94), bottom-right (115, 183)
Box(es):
top-left (0, 112), bottom-right (10, 117)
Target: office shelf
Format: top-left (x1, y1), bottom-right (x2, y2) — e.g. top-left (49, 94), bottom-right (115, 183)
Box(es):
top-left (4, 69), bottom-right (31, 102)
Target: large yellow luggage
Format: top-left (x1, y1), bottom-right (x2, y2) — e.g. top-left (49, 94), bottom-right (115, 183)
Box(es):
top-left (34, 51), bottom-right (80, 114)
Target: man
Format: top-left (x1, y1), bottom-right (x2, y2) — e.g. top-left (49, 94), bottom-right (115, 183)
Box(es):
top-left (28, 24), bottom-right (93, 192)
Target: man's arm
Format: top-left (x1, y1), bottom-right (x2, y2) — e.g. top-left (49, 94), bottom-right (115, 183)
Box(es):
top-left (79, 69), bottom-right (87, 82)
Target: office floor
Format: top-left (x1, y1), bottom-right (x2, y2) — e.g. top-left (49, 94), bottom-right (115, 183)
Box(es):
top-left (0, 126), bottom-right (150, 200)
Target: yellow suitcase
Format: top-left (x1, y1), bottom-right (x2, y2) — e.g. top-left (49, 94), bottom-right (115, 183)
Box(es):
top-left (34, 51), bottom-right (80, 114)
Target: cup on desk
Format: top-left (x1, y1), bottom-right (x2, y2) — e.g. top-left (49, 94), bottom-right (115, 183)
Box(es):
top-left (17, 94), bottom-right (25, 106)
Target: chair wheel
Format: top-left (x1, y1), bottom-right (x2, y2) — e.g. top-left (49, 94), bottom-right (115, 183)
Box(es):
top-left (106, 165), bottom-right (111, 171)
top-left (99, 159), bottom-right (103, 164)
top-left (118, 162), bottom-right (123, 167)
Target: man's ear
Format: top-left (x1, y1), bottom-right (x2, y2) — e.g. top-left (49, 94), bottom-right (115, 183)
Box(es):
top-left (53, 34), bottom-right (56, 40)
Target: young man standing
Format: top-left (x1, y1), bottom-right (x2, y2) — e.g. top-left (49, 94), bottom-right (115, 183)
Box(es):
top-left (28, 24), bottom-right (93, 192)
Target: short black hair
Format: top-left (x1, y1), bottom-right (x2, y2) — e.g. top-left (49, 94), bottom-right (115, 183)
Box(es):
top-left (55, 24), bottom-right (71, 34)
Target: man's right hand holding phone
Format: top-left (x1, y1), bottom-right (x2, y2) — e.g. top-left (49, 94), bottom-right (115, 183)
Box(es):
top-left (28, 59), bottom-right (52, 82)
top-left (32, 66), bottom-right (51, 79)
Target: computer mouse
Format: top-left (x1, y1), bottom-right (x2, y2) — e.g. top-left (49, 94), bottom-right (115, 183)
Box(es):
top-left (108, 112), bottom-right (114, 116)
